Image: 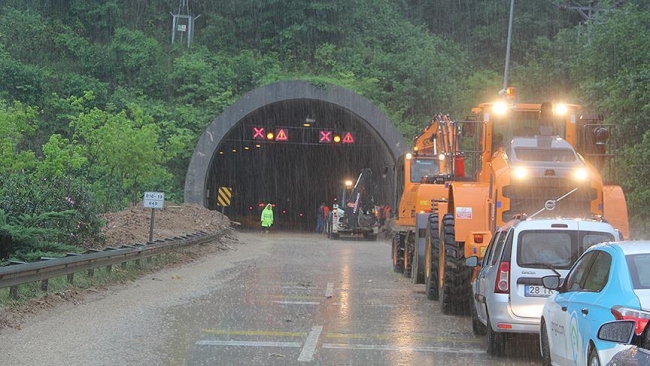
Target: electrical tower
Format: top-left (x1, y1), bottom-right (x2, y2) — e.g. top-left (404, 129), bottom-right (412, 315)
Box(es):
top-left (553, 0), bottom-right (624, 43)
top-left (171, 0), bottom-right (200, 47)
top-left (557, 1), bottom-right (624, 23)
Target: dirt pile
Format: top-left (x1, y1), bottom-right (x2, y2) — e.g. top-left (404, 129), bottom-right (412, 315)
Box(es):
top-left (99, 202), bottom-right (231, 247)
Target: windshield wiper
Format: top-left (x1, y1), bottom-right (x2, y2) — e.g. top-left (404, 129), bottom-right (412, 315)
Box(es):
top-left (525, 262), bottom-right (562, 276)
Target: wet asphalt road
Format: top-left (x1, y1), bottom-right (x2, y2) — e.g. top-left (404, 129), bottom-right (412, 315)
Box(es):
top-left (162, 232), bottom-right (542, 366)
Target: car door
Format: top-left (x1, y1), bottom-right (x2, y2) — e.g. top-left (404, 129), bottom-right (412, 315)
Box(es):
top-left (546, 251), bottom-right (598, 365)
top-left (477, 229), bottom-right (509, 323)
top-left (475, 230), bottom-right (501, 322)
top-left (566, 250), bottom-right (613, 365)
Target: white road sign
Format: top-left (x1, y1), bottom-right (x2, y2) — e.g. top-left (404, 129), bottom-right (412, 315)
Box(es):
top-left (144, 191), bottom-right (165, 209)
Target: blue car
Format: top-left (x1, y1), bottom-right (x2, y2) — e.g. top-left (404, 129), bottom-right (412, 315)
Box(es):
top-left (539, 241), bottom-right (650, 365)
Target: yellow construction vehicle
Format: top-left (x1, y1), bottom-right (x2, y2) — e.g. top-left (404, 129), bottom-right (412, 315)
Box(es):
top-left (429, 88), bottom-right (629, 314)
top-left (390, 114), bottom-right (464, 286)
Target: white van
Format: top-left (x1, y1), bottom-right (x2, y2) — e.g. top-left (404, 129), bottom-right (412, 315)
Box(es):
top-left (465, 217), bottom-right (621, 356)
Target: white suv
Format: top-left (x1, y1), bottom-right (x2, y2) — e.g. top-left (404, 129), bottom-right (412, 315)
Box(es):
top-left (465, 217), bottom-right (621, 356)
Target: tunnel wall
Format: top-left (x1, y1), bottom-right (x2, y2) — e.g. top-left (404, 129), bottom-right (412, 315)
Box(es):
top-left (184, 80), bottom-right (409, 206)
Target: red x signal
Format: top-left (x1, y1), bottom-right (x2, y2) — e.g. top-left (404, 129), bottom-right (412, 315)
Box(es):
top-left (319, 130), bottom-right (332, 143)
top-left (253, 127), bottom-right (265, 139)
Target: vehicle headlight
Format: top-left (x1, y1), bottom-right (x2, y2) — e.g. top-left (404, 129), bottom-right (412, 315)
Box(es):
top-left (493, 102), bottom-right (508, 115)
top-left (512, 166), bottom-right (528, 180)
top-left (438, 153), bottom-right (445, 161)
top-left (406, 153), bottom-right (413, 160)
top-left (573, 168), bottom-right (589, 181)
top-left (554, 103), bottom-right (568, 116)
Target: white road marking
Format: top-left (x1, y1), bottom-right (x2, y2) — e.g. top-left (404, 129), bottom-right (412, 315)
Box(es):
top-left (322, 343), bottom-right (484, 354)
top-left (195, 340), bottom-right (302, 348)
top-left (297, 326), bottom-right (323, 362)
top-left (273, 301), bottom-right (320, 305)
top-left (325, 282), bottom-right (334, 297)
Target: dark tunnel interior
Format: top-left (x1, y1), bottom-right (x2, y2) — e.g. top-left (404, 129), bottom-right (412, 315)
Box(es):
top-left (206, 99), bottom-right (397, 231)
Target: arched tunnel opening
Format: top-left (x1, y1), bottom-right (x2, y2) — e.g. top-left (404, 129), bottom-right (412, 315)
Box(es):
top-left (185, 81), bottom-right (408, 232)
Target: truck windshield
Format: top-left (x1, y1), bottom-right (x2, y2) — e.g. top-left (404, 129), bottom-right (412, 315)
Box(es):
top-left (492, 110), bottom-right (566, 150)
top-left (513, 147), bottom-right (577, 162)
top-left (411, 158), bottom-right (440, 183)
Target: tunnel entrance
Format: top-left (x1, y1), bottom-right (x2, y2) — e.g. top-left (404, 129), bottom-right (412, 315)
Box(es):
top-left (184, 81), bottom-right (408, 230)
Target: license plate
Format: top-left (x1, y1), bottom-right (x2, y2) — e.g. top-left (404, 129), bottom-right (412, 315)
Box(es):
top-left (525, 285), bottom-right (553, 297)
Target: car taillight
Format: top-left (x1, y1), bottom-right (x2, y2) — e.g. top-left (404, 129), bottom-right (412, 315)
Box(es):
top-left (611, 306), bottom-right (650, 335)
top-left (494, 262), bottom-right (510, 293)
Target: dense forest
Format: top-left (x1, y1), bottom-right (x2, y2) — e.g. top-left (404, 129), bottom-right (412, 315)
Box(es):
top-left (0, 0), bottom-right (649, 261)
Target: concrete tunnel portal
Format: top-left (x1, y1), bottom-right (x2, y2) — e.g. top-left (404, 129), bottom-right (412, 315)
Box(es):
top-left (184, 80), bottom-right (409, 231)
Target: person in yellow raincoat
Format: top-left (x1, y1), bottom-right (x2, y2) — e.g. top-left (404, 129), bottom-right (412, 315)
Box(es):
top-left (260, 203), bottom-right (274, 234)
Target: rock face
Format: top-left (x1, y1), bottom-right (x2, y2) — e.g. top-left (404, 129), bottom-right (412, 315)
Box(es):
top-left (99, 202), bottom-right (230, 247)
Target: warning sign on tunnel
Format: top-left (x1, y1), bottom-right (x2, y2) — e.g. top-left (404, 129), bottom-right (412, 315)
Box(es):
top-left (217, 187), bottom-right (232, 207)
top-left (342, 132), bottom-right (355, 144)
top-left (275, 129), bottom-right (288, 141)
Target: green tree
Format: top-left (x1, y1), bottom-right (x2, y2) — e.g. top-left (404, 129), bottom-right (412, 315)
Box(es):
top-left (69, 100), bottom-right (172, 209)
top-left (0, 101), bottom-right (38, 173)
top-left (108, 27), bottom-right (166, 96)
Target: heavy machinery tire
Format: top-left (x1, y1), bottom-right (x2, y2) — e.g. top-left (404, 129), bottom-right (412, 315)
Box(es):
top-left (425, 214), bottom-right (440, 300)
top-left (440, 213), bottom-right (472, 315)
top-left (411, 243), bottom-right (424, 284)
top-left (403, 233), bottom-right (413, 278)
top-left (486, 313), bottom-right (506, 357)
top-left (392, 233), bottom-right (404, 273)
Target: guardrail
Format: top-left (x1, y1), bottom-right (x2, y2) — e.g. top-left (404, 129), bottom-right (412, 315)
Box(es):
top-left (0, 231), bottom-right (222, 298)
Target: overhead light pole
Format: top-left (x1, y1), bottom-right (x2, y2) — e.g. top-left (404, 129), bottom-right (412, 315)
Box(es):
top-left (500, 0), bottom-right (515, 96)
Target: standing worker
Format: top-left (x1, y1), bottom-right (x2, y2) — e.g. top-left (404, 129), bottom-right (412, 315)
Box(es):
top-left (261, 203), bottom-right (274, 234)
top-left (322, 203), bottom-right (330, 234)
top-left (315, 203), bottom-right (325, 233)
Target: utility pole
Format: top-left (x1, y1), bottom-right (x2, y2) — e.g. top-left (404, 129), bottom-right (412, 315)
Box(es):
top-left (500, 0), bottom-right (516, 96)
top-left (171, 0), bottom-right (201, 47)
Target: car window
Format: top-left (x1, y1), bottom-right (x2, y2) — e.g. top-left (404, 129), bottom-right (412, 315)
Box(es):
top-left (482, 231), bottom-right (500, 267)
top-left (582, 251), bottom-right (611, 292)
top-left (564, 251), bottom-right (598, 292)
top-left (627, 253), bottom-right (650, 289)
top-left (581, 233), bottom-right (615, 252)
top-left (518, 231), bottom-right (572, 268)
top-left (514, 230), bottom-right (615, 270)
top-left (491, 229), bottom-right (510, 266)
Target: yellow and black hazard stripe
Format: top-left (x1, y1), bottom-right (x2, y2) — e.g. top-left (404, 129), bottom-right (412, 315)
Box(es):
top-left (217, 187), bottom-right (232, 207)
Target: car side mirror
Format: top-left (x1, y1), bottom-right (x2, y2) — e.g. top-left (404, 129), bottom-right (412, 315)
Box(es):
top-left (597, 321), bottom-right (635, 344)
top-left (542, 275), bottom-right (561, 290)
top-left (465, 256), bottom-right (479, 267)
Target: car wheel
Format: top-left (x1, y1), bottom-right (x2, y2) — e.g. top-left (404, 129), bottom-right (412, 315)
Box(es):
top-left (486, 314), bottom-right (506, 357)
top-left (588, 346), bottom-right (600, 366)
top-left (471, 299), bottom-right (487, 336)
top-left (540, 320), bottom-right (552, 366)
